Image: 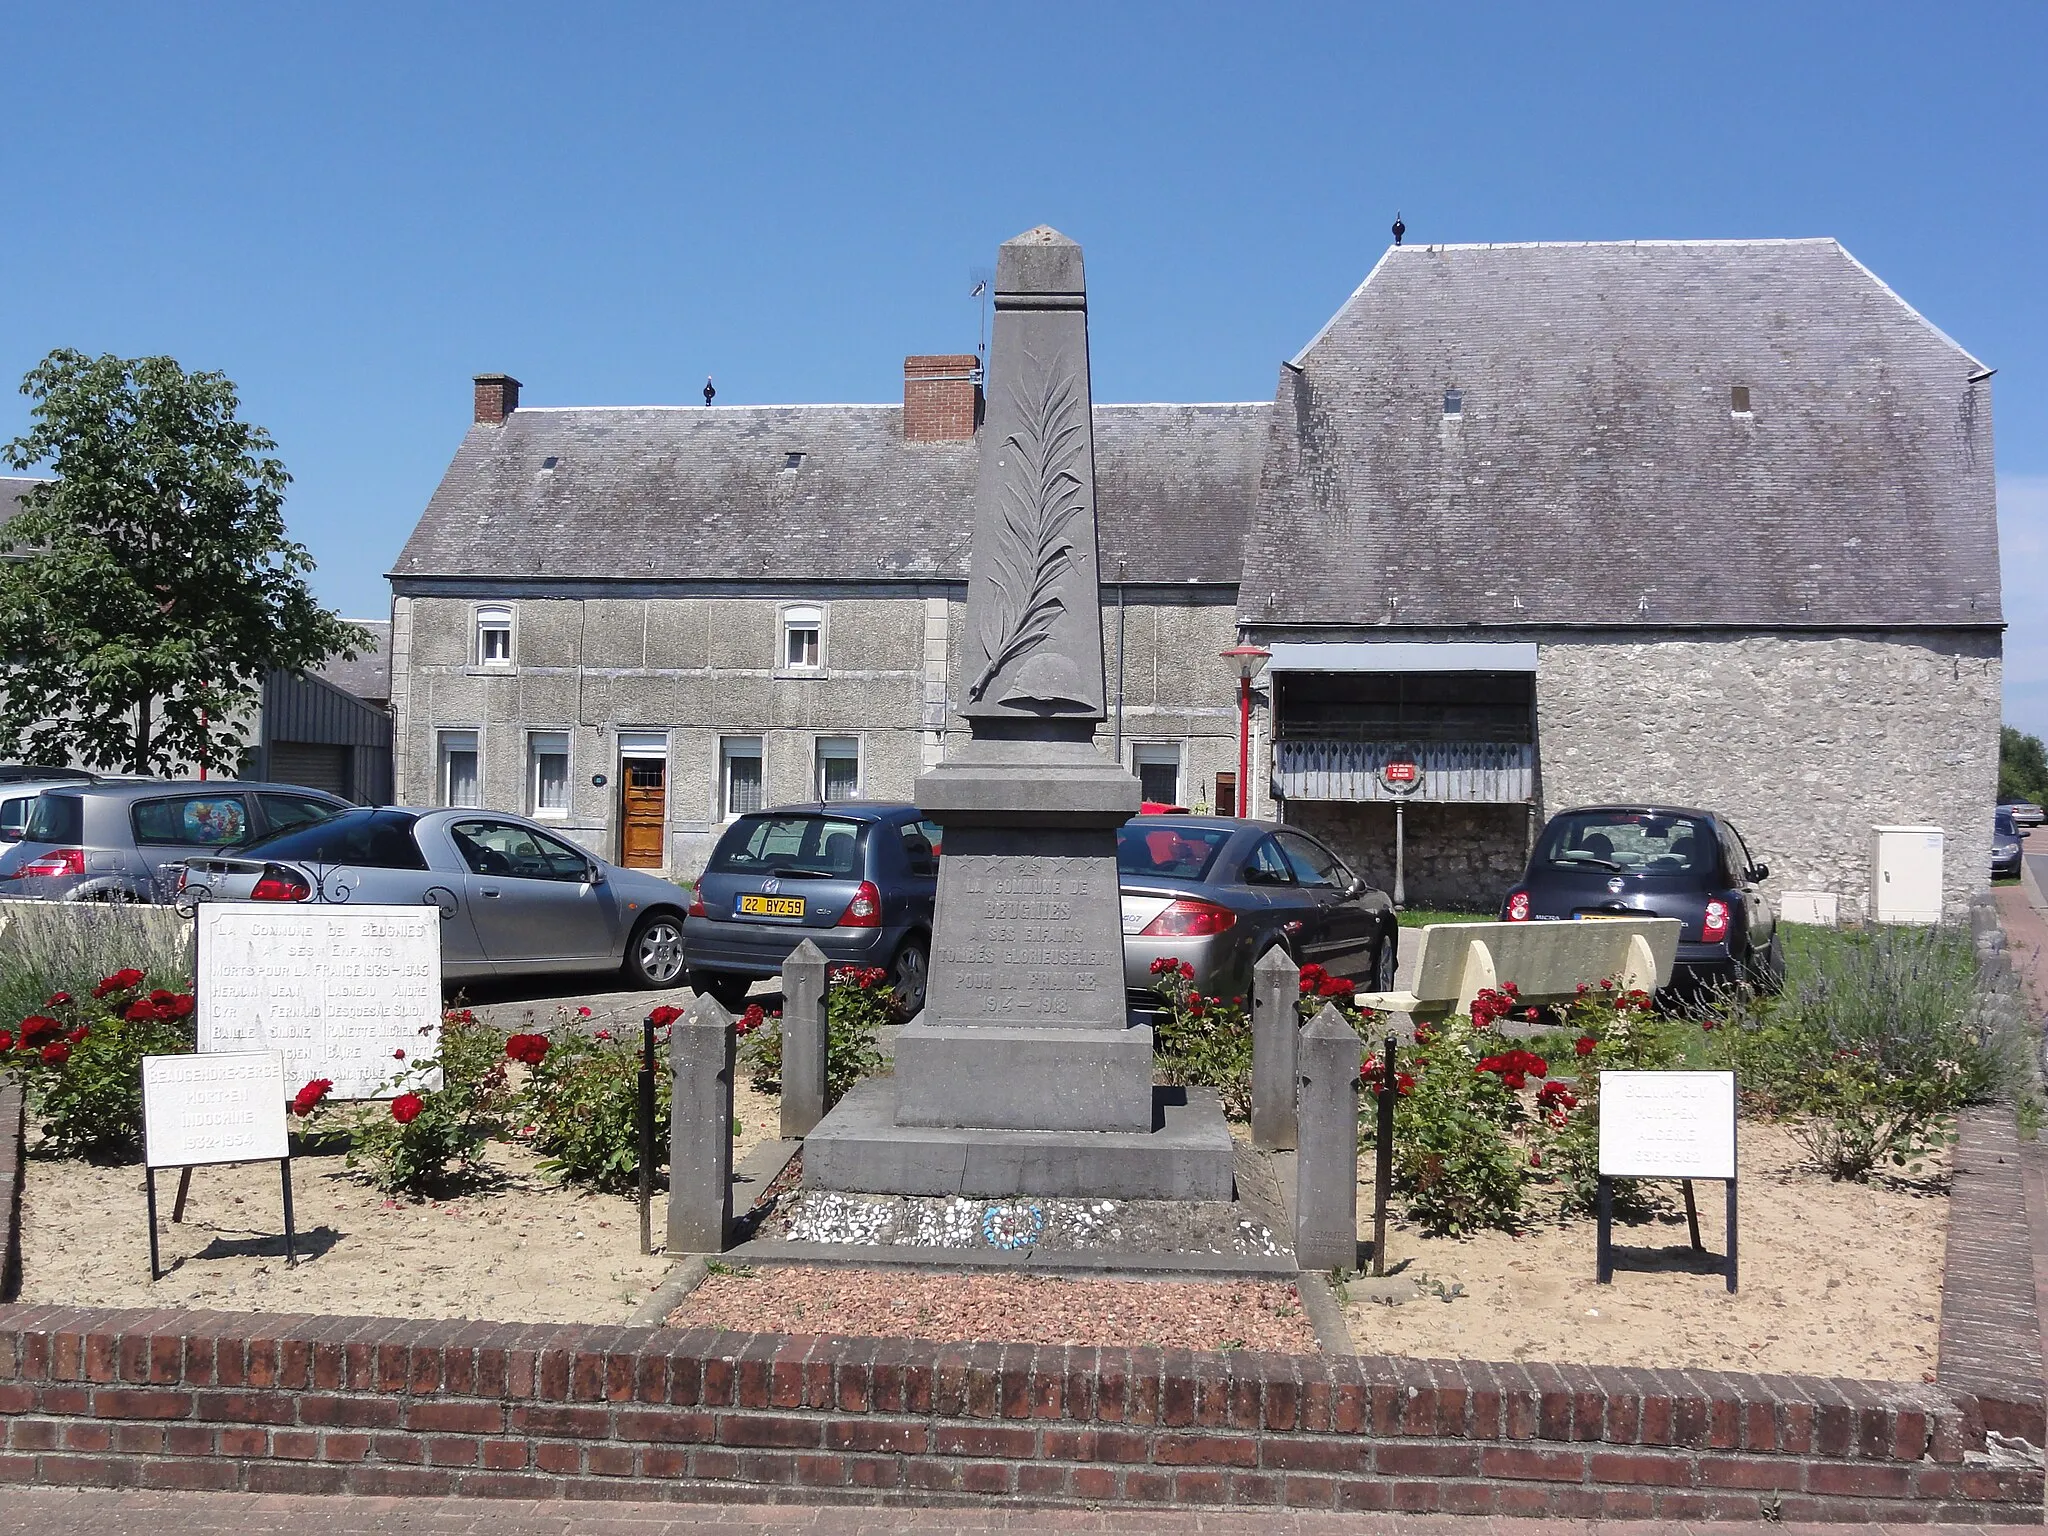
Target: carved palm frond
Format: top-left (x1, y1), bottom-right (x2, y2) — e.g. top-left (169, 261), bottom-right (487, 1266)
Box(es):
top-left (969, 351), bottom-right (1087, 703)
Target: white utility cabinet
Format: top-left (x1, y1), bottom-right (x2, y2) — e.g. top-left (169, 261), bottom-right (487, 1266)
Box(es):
top-left (1870, 825), bottom-right (1944, 924)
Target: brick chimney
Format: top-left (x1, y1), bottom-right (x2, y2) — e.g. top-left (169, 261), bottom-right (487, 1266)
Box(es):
top-left (473, 373), bottom-right (521, 426)
top-left (902, 355), bottom-right (981, 442)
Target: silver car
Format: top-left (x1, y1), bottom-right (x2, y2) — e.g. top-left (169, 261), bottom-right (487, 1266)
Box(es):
top-left (177, 806), bottom-right (692, 986)
top-left (0, 779), bottom-right (351, 902)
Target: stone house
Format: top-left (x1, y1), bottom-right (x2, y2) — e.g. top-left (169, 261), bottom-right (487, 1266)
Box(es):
top-left (1240, 239), bottom-right (2001, 919)
top-left (388, 367), bottom-right (1265, 873)
top-left (391, 237), bottom-right (2001, 919)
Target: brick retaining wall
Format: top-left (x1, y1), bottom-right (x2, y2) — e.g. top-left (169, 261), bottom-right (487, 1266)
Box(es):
top-left (0, 1306), bottom-right (2038, 1519)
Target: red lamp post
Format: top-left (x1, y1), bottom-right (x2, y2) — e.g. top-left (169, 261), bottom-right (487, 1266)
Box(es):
top-left (1220, 645), bottom-right (1272, 818)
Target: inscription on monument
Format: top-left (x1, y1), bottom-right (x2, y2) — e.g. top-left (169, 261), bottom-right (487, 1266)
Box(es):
top-left (197, 905), bottom-right (442, 1098)
top-left (938, 855), bottom-right (1121, 1018)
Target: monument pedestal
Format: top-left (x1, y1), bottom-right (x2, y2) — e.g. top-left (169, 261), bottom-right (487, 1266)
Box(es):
top-left (805, 1077), bottom-right (1236, 1200)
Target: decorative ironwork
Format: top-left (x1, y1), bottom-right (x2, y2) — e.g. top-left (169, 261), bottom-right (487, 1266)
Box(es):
top-left (1275, 740), bottom-right (1536, 804)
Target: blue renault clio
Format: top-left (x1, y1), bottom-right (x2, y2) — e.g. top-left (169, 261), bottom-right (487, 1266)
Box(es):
top-left (681, 802), bottom-right (940, 1014)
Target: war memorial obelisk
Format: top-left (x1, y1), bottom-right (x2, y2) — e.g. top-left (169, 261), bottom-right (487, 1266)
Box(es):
top-left (805, 226), bottom-right (1235, 1200)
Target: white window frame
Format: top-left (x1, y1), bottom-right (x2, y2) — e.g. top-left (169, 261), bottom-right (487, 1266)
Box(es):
top-left (475, 605), bottom-right (514, 668)
top-left (720, 736), bottom-right (764, 820)
top-left (1132, 741), bottom-right (1183, 806)
top-left (778, 603), bottom-right (825, 676)
top-left (438, 729), bottom-right (482, 809)
top-left (815, 735), bottom-right (861, 803)
top-left (528, 730), bottom-right (571, 819)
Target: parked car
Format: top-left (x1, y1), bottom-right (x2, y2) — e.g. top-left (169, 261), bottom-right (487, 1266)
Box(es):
top-left (681, 802), bottom-right (939, 1013)
top-left (0, 780), bottom-right (351, 902)
top-left (1119, 815), bottom-right (1399, 1007)
top-left (0, 777), bottom-right (106, 845)
top-left (1999, 798), bottom-right (2045, 828)
top-left (1500, 804), bottom-right (1781, 992)
top-left (1994, 807), bottom-right (2028, 880)
top-left (177, 806), bottom-right (693, 986)
top-left (0, 764), bottom-right (97, 785)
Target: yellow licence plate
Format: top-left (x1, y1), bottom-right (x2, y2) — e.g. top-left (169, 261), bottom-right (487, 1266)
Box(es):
top-left (738, 894), bottom-right (805, 918)
top-left (1576, 912), bottom-right (1633, 920)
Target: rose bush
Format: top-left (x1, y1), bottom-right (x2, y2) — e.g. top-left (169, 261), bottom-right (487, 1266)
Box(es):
top-left (1147, 958), bottom-right (1254, 1118)
top-left (0, 970), bottom-right (193, 1161)
top-left (742, 968), bottom-right (885, 1106)
top-left (515, 1009), bottom-right (672, 1192)
top-left (338, 1011), bottom-right (514, 1196)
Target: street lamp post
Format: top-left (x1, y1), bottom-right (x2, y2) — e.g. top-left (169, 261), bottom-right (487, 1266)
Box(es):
top-left (1220, 645), bottom-right (1272, 819)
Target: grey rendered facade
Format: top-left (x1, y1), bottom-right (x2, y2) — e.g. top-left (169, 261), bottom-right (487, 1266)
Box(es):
top-left (391, 237), bottom-right (2002, 920)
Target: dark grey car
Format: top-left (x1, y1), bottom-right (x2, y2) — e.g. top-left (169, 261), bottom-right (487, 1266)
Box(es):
top-left (0, 780), bottom-right (351, 902)
top-left (1119, 816), bottom-right (1398, 1006)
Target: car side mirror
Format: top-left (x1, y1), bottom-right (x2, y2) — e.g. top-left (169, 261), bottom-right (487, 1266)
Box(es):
top-left (1345, 876), bottom-right (1366, 899)
top-left (586, 862), bottom-right (606, 885)
top-left (1750, 863), bottom-right (1769, 882)
top-left (0, 828), bottom-right (18, 843)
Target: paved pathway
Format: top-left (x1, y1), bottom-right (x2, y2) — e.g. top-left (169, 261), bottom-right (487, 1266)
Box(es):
top-left (0, 1489), bottom-right (2038, 1536)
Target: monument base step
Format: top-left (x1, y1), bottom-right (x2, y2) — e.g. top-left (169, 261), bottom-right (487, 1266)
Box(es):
top-left (802, 1077), bottom-right (1237, 1201)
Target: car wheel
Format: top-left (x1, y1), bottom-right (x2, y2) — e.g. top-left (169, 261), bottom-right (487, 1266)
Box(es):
top-left (1372, 919), bottom-right (1399, 992)
top-left (686, 968), bottom-right (754, 1012)
top-left (624, 911), bottom-right (688, 989)
top-left (890, 938), bottom-right (930, 1018)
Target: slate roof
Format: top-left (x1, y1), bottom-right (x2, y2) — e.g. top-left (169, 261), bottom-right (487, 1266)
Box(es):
top-left (1240, 239), bottom-right (2000, 629)
top-left (391, 403), bottom-right (1268, 587)
top-left (0, 476), bottom-right (44, 536)
top-left (314, 620), bottom-right (391, 705)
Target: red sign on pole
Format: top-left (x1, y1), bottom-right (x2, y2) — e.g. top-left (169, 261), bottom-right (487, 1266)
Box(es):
top-left (1384, 761), bottom-right (1419, 784)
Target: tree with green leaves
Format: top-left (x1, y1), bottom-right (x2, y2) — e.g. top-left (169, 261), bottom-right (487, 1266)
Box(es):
top-left (0, 349), bottom-right (368, 774)
top-left (2000, 726), bottom-right (2048, 809)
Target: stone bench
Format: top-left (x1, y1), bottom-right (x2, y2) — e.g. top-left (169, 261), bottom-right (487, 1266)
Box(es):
top-left (1355, 916), bottom-right (1681, 1023)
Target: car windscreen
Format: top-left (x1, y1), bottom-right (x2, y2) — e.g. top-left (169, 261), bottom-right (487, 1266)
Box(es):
top-left (707, 814), bottom-right (868, 877)
top-left (1116, 823), bottom-right (1232, 881)
top-left (1535, 811), bottom-right (1711, 875)
top-left (1997, 810), bottom-right (2018, 836)
top-left (24, 793), bottom-right (83, 845)
top-left (237, 809), bottom-right (429, 870)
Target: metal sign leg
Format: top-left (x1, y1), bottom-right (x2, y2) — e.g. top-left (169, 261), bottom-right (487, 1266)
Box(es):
top-left (145, 1167), bottom-right (162, 1283)
top-left (1725, 1178), bottom-right (1738, 1293)
top-left (279, 1159), bottom-right (298, 1267)
top-left (1595, 1176), bottom-right (1613, 1284)
top-left (1681, 1178), bottom-right (1703, 1252)
top-left (638, 1018), bottom-right (655, 1256)
top-left (172, 1165), bottom-right (194, 1223)
top-left (1370, 1035), bottom-right (1395, 1276)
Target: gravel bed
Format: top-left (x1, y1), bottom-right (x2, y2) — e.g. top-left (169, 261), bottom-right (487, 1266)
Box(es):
top-left (765, 1189), bottom-right (1284, 1256)
top-left (671, 1266), bottom-right (1317, 1351)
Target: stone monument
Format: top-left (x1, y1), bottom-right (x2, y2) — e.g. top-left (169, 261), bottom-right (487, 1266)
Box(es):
top-left (804, 226), bottom-right (1234, 1200)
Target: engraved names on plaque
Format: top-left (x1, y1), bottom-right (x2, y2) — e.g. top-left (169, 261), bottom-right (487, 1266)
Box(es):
top-left (197, 905), bottom-right (442, 1099)
top-left (143, 1051), bottom-right (289, 1169)
top-left (939, 855), bottom-right (1122, 1020)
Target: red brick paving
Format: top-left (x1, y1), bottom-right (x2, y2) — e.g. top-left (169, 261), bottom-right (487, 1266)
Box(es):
top-left (0, 1488), bottom-right (2038, 1535)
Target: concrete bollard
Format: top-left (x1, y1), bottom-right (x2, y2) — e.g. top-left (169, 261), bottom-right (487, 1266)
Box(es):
top-left (1295, 1001), bottom-right (1364, 1272)
top-left (666, 993), bottom-right (736, 1254)
top-left (780, 939), bottom-right (829, 1138)
top-left (1250, 947), bottom-right (1302, 1150)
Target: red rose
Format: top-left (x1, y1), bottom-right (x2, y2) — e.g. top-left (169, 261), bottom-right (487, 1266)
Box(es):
top-left (577, 1006), bottom-right (592, 1018)
top-left (1502, 1072), bottom-right (1527, 1091)
top-left (1529, 1150), bottom-right (1543, 1167)
top-left (42, 1042), bottom-right (71, 1065)
top-left (0, 1030), bottom-right (11, 1053)
top-left (1575, 1036), bottom-right (1596, 1057)
top-left (20, 1016), bottom-right (62, 1047)
top-left (1177, 960), bottom-right (1194, 980)
top-left (504, 1034), bottom-right (550, 1066)
top-left (737, 1004), bottom-right (767, 1036)
top-left (648, 1005), bottom-right (683, 1027)
top-left (393, 1048), bottom-right (406, 1060)
top-left (161, 994), bottom-right (195, 1020)
top-left (65, 1027), bottom-right (88, 1045)
top-left (46, 992), bottom-right (71, 1007)
top-left (92, 968), bottom-right (145, 999)
top-left (390, 1092), bottom-right (424, 1125)
top-left (291, 1079), bottom-right (334, 1116)
top-left (124, 999), bottom-right (162, 1023)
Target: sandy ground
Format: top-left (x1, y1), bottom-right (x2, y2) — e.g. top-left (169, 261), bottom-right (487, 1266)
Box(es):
top-left (673, 1270), bottom-right (1318, 1353)
top-left (1347, 1119), bottom-right (1948, 1379)
top-left (17, 1077), bottom-right (782, 1324)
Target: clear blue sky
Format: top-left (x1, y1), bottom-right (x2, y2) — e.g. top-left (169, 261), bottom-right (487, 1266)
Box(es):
top-left (4, 4), bottom-right (2045, 727)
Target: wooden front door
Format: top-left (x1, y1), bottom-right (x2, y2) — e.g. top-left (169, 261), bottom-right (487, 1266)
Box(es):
top-left (619, 757), bottom-right (667, 869)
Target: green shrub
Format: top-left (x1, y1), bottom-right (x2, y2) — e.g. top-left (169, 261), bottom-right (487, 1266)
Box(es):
top-left (517, 1022), bottom-right (670, 1192)
top-left (337, 1011), bottom-right (513, 1197)
top-left (742, 968), bottom-right (887, 1105)
top-left (0, 905), bottom-right (190, 1025)
top-left (1146, 961), bottom-right (1253, 1118)
top-left (1707, 924), bottom-right (2027, 1180)
top-left (1, 969), bottom-right (194, 1161)
top-left (1375, 1010), bottom-right (1533, 1236)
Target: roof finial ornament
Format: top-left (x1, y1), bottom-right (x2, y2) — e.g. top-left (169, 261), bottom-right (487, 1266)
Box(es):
top-left (702, 376), bottom-right (716, 407)
top-left (1392, 211), bottom-right (1405, 246)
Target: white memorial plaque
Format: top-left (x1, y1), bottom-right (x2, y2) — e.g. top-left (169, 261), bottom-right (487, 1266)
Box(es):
top-left (1597, 1070), bottom-right (1737, 1180)
top-left (143, 1052), bottom-right (289, 1169)
top-left (197, 905), bottom-right (442, 1099)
